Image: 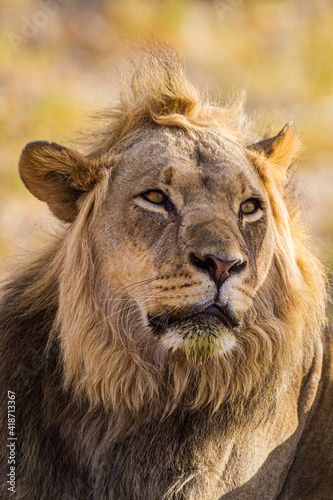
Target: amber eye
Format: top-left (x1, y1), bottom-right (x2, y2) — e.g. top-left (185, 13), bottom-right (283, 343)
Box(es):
top-left (143, 190), bottom-right (166, 204)
top-left (240, 199), bottom-right (258, 215)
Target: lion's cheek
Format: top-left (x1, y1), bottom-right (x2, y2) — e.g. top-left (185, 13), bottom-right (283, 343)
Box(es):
top-left (97, 242), bottom-right (156, 292)
top-left (220, 281), bottom-right (254, 317)
top-left (254, 225), bottom-right (276, 290)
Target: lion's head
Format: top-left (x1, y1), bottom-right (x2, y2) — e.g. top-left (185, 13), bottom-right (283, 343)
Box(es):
top-left (18, 46), bottom-right (326, 424)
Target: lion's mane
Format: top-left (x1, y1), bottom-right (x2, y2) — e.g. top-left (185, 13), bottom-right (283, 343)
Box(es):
top-left (2, 46), bottom-right (326, 438)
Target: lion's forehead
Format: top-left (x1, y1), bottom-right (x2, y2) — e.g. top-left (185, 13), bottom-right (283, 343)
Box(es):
top-left (115, 128), bottom-right (260, 198)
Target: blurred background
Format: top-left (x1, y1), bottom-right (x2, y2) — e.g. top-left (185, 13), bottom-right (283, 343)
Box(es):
top-left (0, 0), bottom-right (332, 317)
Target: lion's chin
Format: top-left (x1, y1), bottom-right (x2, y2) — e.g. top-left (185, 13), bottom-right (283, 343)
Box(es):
top-left (160, 314), bottom-right (236, 362)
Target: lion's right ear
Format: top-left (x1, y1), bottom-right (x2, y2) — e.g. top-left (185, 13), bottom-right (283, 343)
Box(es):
top-left (19, 141), bottom-right (105, 223)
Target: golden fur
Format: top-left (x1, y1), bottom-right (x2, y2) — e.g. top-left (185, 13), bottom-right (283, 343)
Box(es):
top-left (18, 46), bottom-right (326, 421)
top-left (1, 44), bottom-right (330, 499)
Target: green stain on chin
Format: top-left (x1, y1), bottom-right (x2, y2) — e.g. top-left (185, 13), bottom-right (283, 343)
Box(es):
top-left (173, 314), bottom-right (235, 362)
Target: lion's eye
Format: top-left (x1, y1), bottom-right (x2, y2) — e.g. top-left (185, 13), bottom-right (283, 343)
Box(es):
top-left (143, 190), bottom-right (166, 204)
top-left (240, 199), bottom-right (258, 215)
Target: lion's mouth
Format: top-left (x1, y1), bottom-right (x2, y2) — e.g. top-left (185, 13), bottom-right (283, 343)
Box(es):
top-left (148, 304), bottom-right (239, 336)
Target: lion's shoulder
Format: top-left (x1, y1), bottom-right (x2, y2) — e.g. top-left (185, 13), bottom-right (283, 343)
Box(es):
top-left (278, 327), bottom-right (333, 499)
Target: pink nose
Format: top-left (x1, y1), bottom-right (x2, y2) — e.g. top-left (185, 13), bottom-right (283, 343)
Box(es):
top-left (205, 255), bottom-right (240, 283)
top-left (190, 253), bottom-right (243, 285)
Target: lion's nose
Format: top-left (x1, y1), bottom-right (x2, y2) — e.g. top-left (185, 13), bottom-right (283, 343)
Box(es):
top-left (190, 253), bottom-right (245, 285)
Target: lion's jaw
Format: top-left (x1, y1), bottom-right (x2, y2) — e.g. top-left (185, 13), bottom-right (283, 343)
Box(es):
top-left (156, 312), bottom-right (237, 362)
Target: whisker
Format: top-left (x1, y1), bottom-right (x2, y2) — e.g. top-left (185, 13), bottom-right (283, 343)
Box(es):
top-left (98, 296), bottom-right (170, 325)
top-left (123, 278), bottom-right (159, 291)
top-left (160, 310), bottom-right (173, 330)
top-left (96, 304), bottom-right (135, 324)
top-left (147, 309), bottom-right (173, 330)
top-left (103, 294), bottom-right (177, 302)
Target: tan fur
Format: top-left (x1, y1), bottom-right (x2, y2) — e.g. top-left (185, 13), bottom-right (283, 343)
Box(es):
top-left (18, 45), bottom-right (326, 419)
top-left (2, 44), bottom-right (331, 499)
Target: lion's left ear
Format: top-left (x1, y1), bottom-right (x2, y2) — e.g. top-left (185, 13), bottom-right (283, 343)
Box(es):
top-left (19, 141), bottom-right (106, 223)
top-left (248, 122), bottom-right (301, 184)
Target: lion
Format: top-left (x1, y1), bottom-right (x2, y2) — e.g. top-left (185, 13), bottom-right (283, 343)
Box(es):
top-left (0, 45), bottom-right (332, 500)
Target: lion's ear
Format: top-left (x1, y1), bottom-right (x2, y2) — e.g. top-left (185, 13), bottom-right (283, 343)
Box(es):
top-left (248, 122), bottom-right (301, 184)
top-left (19, 141), bottom-right (104, 223)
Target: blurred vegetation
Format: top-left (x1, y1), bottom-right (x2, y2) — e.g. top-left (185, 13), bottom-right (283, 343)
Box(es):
top-left (1, 0), bottom-right (333, 316)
